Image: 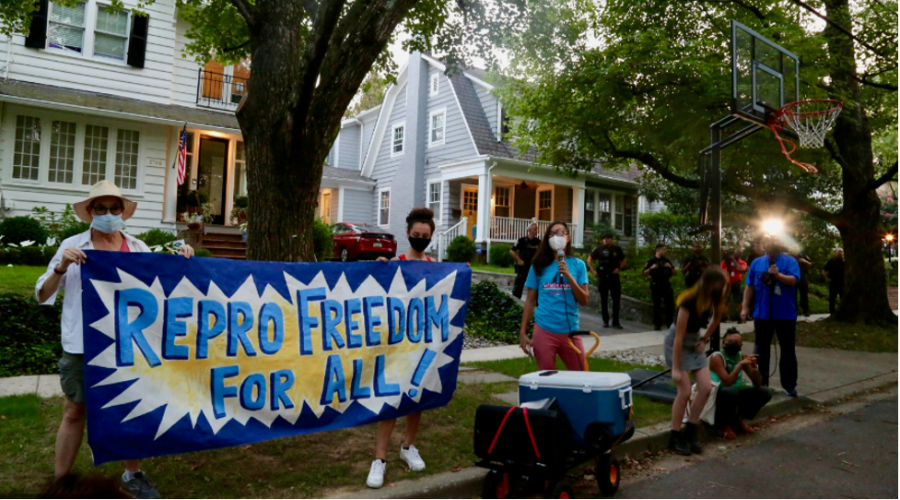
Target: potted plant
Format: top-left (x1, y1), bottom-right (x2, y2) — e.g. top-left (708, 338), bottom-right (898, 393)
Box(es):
top-left (231, 196), bottom-right (249, 225)
top-left (201, 202), bottom-right (215, 225)
top-left (184, 212), bottom-right (203, 230)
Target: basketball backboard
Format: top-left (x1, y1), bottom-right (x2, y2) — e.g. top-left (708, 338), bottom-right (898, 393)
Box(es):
top-left (731, 20), bottom-right (799, 126)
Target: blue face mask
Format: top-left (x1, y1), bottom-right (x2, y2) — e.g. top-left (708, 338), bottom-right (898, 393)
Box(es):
top-left (91, 214), bottom-right (125, 234)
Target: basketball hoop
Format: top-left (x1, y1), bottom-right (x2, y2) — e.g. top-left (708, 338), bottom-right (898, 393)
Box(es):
top-left (767, 99), bottom-right (843, 174)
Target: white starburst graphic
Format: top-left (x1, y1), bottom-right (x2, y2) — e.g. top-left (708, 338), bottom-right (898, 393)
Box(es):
top-left (87, 267), bottom-right (465, 439)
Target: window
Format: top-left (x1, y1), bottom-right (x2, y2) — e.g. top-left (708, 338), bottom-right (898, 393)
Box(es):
top-left (428, 181), bottom-right (442, 221)
top-left (82, 124), bottom-right (109, 185)
top-left (232, 141), bottom-right (246, 199)
top-left (115, 129), bottom-right (139, 189)
top-left (379, 189), bottom-right (391, 226)
top-left (537, 189), bottom-right (552, 221)
top-left (48, 121), bottom-right (76, 183)
top-left (463, 188), bottom-right (478, 212)
top-left (325, 147), bottom-right (335, 166)
top-left (391, 124), bottom-right (404, 155)
top-left (93, 5), bottom-right (129, 61)
top-left (598, 192), bottom-right (611, 222)
top-left (48, 2), bottom-right (86, 54)
top-left (430, 73), bottom-right (440, 96)
top-left (13, 116), bottom-right (42, 180)
top-left (493, 186), bottom-right (510, 217)
top-left (584, 190), bottom-right (595, 224)
top-left (429, 110), bottom-right (445, 146)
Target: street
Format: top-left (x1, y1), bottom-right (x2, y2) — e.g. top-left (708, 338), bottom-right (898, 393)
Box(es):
top-left (578, 390), bottom-right (898, 499)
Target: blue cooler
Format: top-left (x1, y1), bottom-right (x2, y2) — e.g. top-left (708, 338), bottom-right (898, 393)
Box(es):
top-left (518, 370), bottom-right (633, 448)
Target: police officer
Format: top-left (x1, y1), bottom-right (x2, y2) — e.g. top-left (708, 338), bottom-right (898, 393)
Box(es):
top-left (823, 248), bottom-right (845, 315)
top-left (643, 243), bottom-right (676, 330)
top-left (588, 232), bottom-right (627, 329)
top-left (510, 223), bottom-right (541, 299)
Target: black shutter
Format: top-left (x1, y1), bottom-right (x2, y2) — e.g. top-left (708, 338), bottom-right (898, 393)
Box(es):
top-left (23, 0), bottom-right (49, 49)
top-left (126, 14), bottom-right (149, 68)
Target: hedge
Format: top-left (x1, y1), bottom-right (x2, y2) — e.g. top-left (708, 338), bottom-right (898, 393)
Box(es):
top-left (447, 236), bottom-right (476, 263)
top-left (465, 281), bottom-right (527, 344)
top-left (0, 293), bottom-right (63, 377)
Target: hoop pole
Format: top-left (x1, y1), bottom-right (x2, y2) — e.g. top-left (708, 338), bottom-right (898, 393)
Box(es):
top-left (710, 125), bottom-right (722, 262)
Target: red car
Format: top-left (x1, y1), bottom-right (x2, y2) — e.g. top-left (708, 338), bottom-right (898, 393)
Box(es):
top-left (331, 223), bottom-right (397, 261)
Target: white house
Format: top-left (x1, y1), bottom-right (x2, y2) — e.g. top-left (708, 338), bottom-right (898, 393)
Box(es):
top-left (0, 2), bottom-right (650, 258)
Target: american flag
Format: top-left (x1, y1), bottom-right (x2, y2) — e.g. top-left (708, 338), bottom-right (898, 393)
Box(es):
top-left (176, 125), bottom-right (188, 185)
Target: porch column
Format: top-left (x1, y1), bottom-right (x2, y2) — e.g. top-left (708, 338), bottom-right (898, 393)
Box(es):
top-left (475, 172), bottom-right (490, 243)
top-left (337, 187), bottom-right (345, 223)
top-left (163, 125), bottom-right (179, 223)
top-left (573, 186), bottom-right (585, 248)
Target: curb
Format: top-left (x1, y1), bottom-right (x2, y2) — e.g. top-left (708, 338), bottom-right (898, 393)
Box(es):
top-left (329, 379), bottom-right (893, 499)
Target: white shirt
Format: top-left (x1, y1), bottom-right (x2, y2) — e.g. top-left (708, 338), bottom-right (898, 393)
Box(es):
top-left (36, 229), bottom-right (151, 355)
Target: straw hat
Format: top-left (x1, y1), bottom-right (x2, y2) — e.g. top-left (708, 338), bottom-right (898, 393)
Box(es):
top-left (73, 181), bottom-right (138, 222)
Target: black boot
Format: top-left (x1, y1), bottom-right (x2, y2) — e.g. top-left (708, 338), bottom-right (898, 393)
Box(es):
top-left (669, 429), bottom-right (691, 455)
top-left (684, 422), bottom-right (703, 454)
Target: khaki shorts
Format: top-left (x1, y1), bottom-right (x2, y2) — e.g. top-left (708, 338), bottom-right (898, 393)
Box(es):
top-left (58, 352), bottom-right (86, 404)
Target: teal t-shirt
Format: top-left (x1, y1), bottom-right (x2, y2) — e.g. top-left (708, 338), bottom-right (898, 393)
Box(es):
top-left (525, 256), bottom-right (589, 334)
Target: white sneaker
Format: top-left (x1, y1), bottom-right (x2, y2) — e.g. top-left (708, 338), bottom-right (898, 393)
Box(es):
top-left (366, 460), bottom-right (386, 489)
top-left (400, 444), bottom-right (426, 471)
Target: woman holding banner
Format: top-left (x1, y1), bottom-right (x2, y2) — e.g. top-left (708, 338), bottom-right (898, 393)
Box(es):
top-left (35, 181), bottom-right (193, 499)
top-left (366, 207), bottom-right (436, 488)
top-left (517, 222), bottom-right (591, 371)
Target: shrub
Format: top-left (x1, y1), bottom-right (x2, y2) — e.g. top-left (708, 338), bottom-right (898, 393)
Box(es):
top-left (313, 217), bottom-right (334, 261)
top-left (0, 293), bottom-right (63, 377)
top-left (0, 216), bottom-right (49, 246)
top-left (465, 281), bottom-right (527, 344)
top-left (135, 228), bottom-right (177, 248)
top-left (446, 236), bottom-right (476, 263)
top-left (31, 204), bottom-right (84, 242)
top-left (195, 248), bottom-right (213, 258)
top-left (20, 247), bottom-right (46, 266)
top-left (60, 222), bottom-right (90, 241)
top-left (489, 243), bottom-right (516, 268)
top-left (587, 220), bottom-right (620, 248)
top-left (638, 210), bottom-right (696, 248)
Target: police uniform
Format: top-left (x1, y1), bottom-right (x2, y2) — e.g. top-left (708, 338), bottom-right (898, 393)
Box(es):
top-left (591, 244), bottom-right (625, 326)
top-left (644, 255), bottom-right (675, 330)
top-left (511, 235), bottom-right (541, 299)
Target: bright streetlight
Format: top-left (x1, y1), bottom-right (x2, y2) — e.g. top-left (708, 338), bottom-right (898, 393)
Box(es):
top-left (762, 219), bottom-right (784, 235)
top-left (886, 234), bottom-right (895, 242)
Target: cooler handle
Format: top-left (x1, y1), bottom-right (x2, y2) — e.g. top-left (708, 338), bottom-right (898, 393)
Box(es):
top-left (618, 386), bottom-right (633, 410)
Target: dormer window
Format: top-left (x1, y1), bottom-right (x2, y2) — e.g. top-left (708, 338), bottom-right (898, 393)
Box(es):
top-left (430, 73), bottom-right (440, 96)
top-left (93, 5), bottom-right (130, 61)
top-left (48, 2), bottom-right (86, 53)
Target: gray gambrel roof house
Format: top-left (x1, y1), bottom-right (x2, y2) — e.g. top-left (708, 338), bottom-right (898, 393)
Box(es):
top-left (321, 52), bottom-right (645, 257)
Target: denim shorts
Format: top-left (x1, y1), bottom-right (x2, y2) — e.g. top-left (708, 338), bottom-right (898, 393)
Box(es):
top-left (58, 352), bottom-right (86, 404)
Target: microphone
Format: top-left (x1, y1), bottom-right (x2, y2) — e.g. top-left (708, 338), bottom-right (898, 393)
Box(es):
top-left (557, 249), bottom-right (565, 262)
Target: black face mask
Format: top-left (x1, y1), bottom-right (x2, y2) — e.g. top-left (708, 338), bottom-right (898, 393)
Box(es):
top-left (408, 237), bottom-right (431, 252)
top-left (723, 343), bottom-right (742, 356)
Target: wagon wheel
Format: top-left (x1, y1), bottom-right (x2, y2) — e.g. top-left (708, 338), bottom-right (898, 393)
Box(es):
top-left (482, 470), bottom-right (510, 499)
top-left (544, 480), bottom-right (574, 499)
top-left (596, 453), bottom-right (621, 496)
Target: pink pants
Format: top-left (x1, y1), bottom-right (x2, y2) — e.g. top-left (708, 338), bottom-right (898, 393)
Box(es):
top-left (533, 324), bottom-right (586, 371)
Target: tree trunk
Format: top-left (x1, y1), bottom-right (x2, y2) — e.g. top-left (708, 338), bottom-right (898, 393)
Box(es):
top-left (825, 0), bottom-right (895, 324)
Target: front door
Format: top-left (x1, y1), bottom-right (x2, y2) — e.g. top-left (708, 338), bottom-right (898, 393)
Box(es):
top-left (197, 136), bottom-right (229, 225)
top-left (462, 185), bottom-right (478, 239)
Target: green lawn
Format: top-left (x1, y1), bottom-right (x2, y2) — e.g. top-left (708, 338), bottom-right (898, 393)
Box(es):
top-left (464, 357), bottom-right (672, 429)
top-left (743, 319), bottom-right (898, 353)
top-left (0, 381), bottom-right (514, 498)
top-left (469, 263), bottom-right (516, 275)
top-left (0, 265), bottom-right (45, 296)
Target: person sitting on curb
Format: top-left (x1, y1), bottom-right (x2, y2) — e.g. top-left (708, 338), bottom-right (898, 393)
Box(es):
top-left (709, 329), bottom-right (773, 439)
top-left (36, 181), bottom-right (194, 499)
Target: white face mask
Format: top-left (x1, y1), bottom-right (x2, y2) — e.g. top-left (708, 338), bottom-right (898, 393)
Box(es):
top-left (549, 235), bottom-right (567, 251)
top-left (91, 214), bottom-right (125, 234)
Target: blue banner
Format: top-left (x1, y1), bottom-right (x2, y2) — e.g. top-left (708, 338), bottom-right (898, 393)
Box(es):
top-left (80, 251), bottom-right (470, 465)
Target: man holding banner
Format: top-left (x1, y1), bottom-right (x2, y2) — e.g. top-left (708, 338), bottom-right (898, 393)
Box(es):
top-left (36, 181), bottom-right (194, 499)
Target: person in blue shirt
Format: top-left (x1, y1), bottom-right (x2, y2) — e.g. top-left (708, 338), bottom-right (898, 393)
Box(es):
top-left (741, 236), bottom-right (801, 397)
top-left (518, 222), bottom-right (590, 371)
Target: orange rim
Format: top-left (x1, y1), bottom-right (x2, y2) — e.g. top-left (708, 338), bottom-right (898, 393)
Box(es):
top-left (559, 492), bottom-right (570, 499)
top-left (610, 464), bottom-right (618, 484)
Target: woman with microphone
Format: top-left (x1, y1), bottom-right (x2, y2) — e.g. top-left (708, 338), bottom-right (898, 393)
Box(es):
top-left (518, 222), bottom-right (590, 370)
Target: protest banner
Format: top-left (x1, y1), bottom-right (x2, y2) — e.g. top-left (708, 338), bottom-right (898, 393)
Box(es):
top-left (80, 251), bottom-right (470, 464)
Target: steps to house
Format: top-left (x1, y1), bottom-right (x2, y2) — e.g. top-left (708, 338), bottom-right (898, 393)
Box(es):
top-left (199, 230), bottom-right (247, 260)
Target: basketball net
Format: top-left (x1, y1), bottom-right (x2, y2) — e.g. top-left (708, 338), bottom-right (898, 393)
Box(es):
top-left (767, 99), bottom-right (844, 174)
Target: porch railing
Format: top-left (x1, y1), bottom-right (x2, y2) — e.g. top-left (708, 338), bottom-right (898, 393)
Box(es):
top-left (436, 217), bottom-right (467, 262)
top-left (196, 69), bottom-right (249, 109)
top-left (489, 216), bottom-right (577, 244)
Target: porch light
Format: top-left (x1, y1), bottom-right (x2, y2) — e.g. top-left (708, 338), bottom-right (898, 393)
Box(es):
top-left (520, 180), bottom-right (528, 189)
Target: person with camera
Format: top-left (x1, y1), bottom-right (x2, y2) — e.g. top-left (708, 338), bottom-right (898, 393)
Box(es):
top-left (741, 237), bottom-right (801, 397)
top-left (643, 244), bottom-right (677, 330)
top-left (587, 232), bottom-right (627, 329)
top-left (709, 329), bottom-right (772, 439)
top-left (823, 248), bottom-right (845, 315)
top-left (510, 223), bottom-right (541, 299)
top-left (664, 267), bottom-right (729, 455)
